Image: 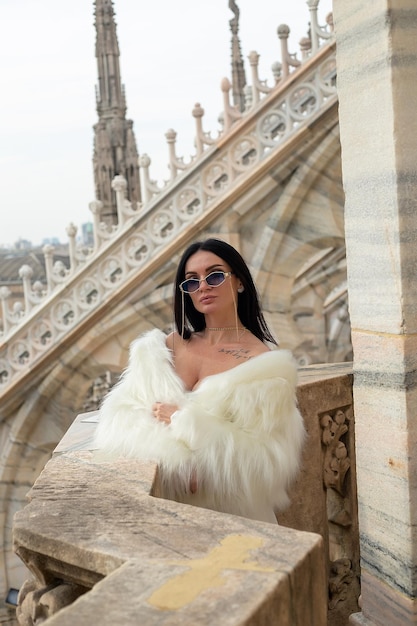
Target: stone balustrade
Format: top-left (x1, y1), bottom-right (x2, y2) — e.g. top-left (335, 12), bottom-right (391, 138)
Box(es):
top-left (12, 362), bottom-right (359, 625)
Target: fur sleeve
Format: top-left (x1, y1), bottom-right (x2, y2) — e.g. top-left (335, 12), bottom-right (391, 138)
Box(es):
top-left (93, 329), bottom-right (188, 461)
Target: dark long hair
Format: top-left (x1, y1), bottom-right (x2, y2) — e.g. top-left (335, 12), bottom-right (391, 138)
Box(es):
top-left (173, 238), bottom-right (277, 344)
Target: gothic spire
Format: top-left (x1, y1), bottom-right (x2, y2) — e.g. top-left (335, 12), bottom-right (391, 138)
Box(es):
top-left (93, 0), bottom-right (141, 223)
top-left (229, 0), bottom-right (246, 113)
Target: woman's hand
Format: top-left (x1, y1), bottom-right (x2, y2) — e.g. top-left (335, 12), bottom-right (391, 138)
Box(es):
top-left (152, 402), bottom-right (178, 425)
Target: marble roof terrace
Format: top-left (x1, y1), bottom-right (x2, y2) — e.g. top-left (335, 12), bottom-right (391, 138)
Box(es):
top-left (0, 1), bottom-right (335, 401)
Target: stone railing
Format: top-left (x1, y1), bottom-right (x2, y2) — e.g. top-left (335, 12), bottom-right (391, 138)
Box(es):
top-left (12, 363), bottom-right (359, 626)
top-left (132, 1), bottom-right (334, 203)
top-left (0, 46), bottom-right (337, 401)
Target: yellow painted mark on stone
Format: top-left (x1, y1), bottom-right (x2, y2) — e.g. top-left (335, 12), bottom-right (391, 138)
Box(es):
top-left (148, 534), bottom-right (274, 611)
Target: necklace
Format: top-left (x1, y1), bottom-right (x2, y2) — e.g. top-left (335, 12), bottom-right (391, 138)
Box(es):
top-left (207, 326), bottom-right (247, 331)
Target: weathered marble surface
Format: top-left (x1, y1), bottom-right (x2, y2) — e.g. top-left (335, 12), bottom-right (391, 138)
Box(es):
top-left (13, 412), bottom-right (327, 625)
top-left (334, 0), bottom-right (417, 623)
top-left (284, 364), bottom-right (360, 625)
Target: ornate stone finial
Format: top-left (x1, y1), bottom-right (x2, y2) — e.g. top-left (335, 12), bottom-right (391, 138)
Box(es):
top-left (307, 0), bottom-right (334, 52)
top-left (42, 244), bottom-right (54, 257)
top-left (248, 50), bottom-right (260, 67)
top-left (138, 154), bottom-right (151, 168)
top-left (12, 301), bottom-right (24, 316)
top-left (271, 61), bottom-right (282, 84)
top-left (66, 223), bottom-right (77, 238)
top-left (164, 129), bottom-right (191, 180)
top-left (219, 77), bottom-right (242, 132)
top-left (0, 286), bottom-right (11, 300)
top-left (192, 103), bottom-right (205, 120)
top-left (32, 281), bottom-right (44, 297)
top-left (300, 36), bottom-right (312, 59)
top-left (165, 129), bottom-right (177, 144)
top-left (52, 260), bottom-right (67, 278)
top-left (18, 265), bottom-right (34, 280)
top-left (277, 24), bottom-right (290, 40)
top-left (111, 175), bottom-right (128, 193)
top-left (277, 24), bottom-right (300, 78)
top-left (192, 103), bottom-right (215, 156)
top-left (229, 0), bottom-right (239, 34)
top-left (138, 154), bottom-right (164, 202)
top-left (0, 286), bottom-right (12, 335)
top-left (221, 77), bottom-right (232, 93)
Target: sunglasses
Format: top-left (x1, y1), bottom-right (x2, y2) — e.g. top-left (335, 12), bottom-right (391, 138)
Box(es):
top-left (179, 271), bottom-right (233, 294)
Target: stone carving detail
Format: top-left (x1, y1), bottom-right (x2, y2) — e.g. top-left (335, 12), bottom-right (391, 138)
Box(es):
top-left (16, 578), bottom-right (86, 626)
top-left (233, 137), bottom-right (259, 170)
top-left (30, 320), bottom-right (54, 349)
top-left (320, 408), bottom-right (351, 495)
top-left (83, 371), bottom-right (114, 412)
top-left (177, 188), bottom-right (202, 221)
top-left (258, 111), bottom-right (288, 145)
top-left (320, 405), bottom-right (357, 614)
top-left (328, 558), bottom-right (354, 610)
top-left (203, 161), bottom-right (230, 195)
top-left (123, 234), bottom-right (150, 266)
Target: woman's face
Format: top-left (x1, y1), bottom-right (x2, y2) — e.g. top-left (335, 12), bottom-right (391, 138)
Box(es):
top-left (183, 250), bottom-right (240, 316)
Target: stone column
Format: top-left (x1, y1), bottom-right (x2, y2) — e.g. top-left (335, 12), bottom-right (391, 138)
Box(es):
top-left (333, 1), bottom-right (417, 624)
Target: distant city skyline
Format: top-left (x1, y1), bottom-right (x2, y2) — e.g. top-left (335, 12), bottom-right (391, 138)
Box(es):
top-left (0, 0), bottom-right (332, 247)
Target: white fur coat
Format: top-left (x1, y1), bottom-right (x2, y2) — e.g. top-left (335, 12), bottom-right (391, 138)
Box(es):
top-left (94, 329), bottom-right (305, 524)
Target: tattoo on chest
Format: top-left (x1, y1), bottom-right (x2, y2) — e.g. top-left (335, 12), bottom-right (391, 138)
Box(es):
top-left (218, 347), bottom-right (252, 361)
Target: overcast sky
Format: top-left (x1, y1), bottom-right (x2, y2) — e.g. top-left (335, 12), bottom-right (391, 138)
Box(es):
top-left (0, 0), bottom-right (332, 247)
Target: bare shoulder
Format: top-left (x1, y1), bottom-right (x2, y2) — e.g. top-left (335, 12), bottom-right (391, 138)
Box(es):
top-left (165, 331), bottom-right (195, 356)
top-left (166, 331), bottom-right (176, 351)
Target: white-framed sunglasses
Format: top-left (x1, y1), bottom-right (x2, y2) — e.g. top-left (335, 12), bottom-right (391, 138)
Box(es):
top-left (179, 271), bottom-right (233, 294)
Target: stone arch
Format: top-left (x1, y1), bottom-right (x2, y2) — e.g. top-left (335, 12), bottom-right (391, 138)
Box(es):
top-left (250, 125), bottom-right (343, 291)
top-left (242, 126), bottom-right (347, 361)
top-left (275, 237), bottom-right (349, 364)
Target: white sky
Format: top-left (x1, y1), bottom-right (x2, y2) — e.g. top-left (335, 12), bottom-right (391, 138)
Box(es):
top-left (0, 0), bottom-right (332, 247)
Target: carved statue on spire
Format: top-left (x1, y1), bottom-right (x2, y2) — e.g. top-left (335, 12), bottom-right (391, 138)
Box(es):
top-left (229, 0), bottom-right (239, 35)
top-left (228, 0), bottom-right (247, 112)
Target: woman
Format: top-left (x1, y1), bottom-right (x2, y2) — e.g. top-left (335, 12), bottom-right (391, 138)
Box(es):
top-left (94, 239), bottom-right (305, 524)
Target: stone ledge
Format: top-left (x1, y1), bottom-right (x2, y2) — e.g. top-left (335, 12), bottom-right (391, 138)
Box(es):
top-left (13, 445), bottom-right (327, 625)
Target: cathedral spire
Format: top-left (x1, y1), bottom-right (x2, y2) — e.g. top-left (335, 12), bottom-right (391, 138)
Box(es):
top-left (229, 0), bottom-right (246, 113)
top-left (93, 0), bottom-right (141, 223)
top-left (95, 0), bottom-right (125, 117)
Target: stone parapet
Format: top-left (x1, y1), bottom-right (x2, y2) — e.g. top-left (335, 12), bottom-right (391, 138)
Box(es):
top-left (13, 424), bottom-right (326, 625)
top-left (11, 363), bottom-right (357, 625)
